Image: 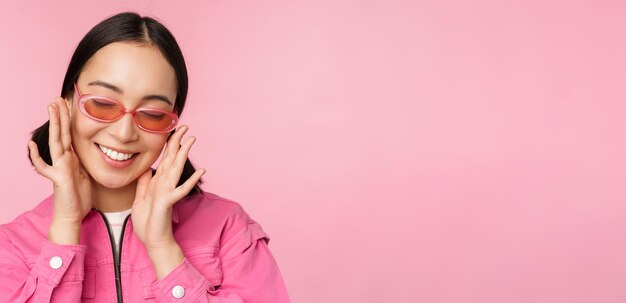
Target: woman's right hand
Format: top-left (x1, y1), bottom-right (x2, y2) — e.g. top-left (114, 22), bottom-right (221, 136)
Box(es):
top-left (28, 97), bottom-right (93, 230)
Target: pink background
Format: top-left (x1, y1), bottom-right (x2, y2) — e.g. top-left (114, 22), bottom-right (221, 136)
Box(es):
top-left (1, 0), bottom-right (625, 302)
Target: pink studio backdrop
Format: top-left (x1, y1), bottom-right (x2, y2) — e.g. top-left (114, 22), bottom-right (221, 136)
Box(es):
top-left (1, 1), bottom-right (625, 302)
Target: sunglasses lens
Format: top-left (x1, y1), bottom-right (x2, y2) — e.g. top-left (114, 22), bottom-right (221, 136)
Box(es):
top-left (84, 98), bottom-right (122, 120)
top-left (136, 109), bottom-right (176, 132)
top-left (82, 97), bottom-right (176, 132)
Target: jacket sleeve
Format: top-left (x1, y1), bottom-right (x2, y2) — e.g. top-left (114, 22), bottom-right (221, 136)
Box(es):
top-left (149, 219), bottom-right (291, 302)
top-left (0, 229), bottom-right (86, 302)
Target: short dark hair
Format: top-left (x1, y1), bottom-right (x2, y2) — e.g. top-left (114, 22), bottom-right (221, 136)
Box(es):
top-left (29, 11), bottom-right (202, 196)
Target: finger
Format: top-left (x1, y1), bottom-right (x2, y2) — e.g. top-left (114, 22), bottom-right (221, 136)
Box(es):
top-left (56, 98), bottom-right (72, 152)
top-left (173, 168), bottom-right (205, 201)
top-left (47, 102), bottom-right (62, 162)
top-left (161, 125), bottom-right (188, 168)
top-left (28, 141), bottom-right (51, 178)
top-left (134, 169), bottom-right (153, 203)
top-left (173, 136), bottom-right (196, 170)
top-left (164, 125), bottom-right (188, 160)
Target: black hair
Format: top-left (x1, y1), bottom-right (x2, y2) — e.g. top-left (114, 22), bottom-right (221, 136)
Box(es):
top-left (29, 12), bottom-right (202, 196)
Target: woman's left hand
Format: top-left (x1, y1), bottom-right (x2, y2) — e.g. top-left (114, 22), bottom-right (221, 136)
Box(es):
top-left (131, 125), bottom-right (206, 250)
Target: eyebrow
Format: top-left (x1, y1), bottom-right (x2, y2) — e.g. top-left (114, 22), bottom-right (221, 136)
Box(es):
top-left (87, 80), bottom-right (173, 105)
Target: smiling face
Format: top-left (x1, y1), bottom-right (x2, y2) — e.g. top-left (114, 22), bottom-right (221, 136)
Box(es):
top-left (69, 41), bottom-right (178, 189)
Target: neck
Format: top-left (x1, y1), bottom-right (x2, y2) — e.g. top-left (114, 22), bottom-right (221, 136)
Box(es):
top-left (92, 180), bottom-right (136, 212)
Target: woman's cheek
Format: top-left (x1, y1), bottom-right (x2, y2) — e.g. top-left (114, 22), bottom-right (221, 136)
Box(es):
top-left (145, 135), bottom-right (169, 163)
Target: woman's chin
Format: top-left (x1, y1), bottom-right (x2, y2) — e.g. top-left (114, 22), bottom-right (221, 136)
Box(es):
top-left (92, 174), bottom-right (136, 189)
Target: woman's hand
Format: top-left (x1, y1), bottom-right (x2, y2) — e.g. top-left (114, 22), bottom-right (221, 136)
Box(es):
top-left (28, 97), bottom-right (93, 225)
top-left (131, 125), bottom-right (206, 250)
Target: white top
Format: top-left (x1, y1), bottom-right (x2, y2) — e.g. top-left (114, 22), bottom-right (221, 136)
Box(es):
top-left (102, 208), bottom-right (132, 257)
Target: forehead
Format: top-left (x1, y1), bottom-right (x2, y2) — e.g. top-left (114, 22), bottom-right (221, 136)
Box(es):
top-left (79, 42), bottom-right (177, 103)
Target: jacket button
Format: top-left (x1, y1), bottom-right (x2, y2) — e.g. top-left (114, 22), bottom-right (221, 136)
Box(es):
top-left (49, 256), bottom-right (63, 269)
top-left (172, 285), bottom-right (185, 299)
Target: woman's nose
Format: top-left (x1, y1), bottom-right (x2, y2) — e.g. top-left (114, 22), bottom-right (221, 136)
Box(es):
top-left (107, 113), bottom-right (140, 142)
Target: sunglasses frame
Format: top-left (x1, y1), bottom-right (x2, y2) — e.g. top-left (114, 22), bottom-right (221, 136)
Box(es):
top-left (73, 82), bottom-right (179, 133)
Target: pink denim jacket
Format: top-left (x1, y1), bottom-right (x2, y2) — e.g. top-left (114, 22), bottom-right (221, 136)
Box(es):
top-left (0, 191), bottom-right (291, 302)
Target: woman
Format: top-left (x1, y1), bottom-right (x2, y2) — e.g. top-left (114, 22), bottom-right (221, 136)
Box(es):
top-left (0, 12), bottom-right (290, 302)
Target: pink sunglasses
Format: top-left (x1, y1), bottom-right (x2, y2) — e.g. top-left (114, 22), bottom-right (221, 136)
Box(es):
top-left (74, 83), bottom-right (179, 133)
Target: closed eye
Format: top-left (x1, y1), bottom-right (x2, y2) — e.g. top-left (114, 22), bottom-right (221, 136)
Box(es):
top-left (137, 110), bottom-right (167, 120)
top-left (90, 98), bottom-right (117, 108)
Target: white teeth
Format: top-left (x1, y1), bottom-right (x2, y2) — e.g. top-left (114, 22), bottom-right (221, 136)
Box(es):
top-left (98, 144), bottom-right (134, 161)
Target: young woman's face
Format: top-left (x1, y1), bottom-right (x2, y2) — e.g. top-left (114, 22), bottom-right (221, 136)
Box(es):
top-left (68, 41), bottom-right (178, 189)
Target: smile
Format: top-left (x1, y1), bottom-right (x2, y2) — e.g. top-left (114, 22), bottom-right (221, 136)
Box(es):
top-left (96, 143), bottom-right (138, 161)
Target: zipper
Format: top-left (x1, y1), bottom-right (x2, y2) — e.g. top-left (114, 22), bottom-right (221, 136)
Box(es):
top-left (96, 210), bottom-right (131, 303)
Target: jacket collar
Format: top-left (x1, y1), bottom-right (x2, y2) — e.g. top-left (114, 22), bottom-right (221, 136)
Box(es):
top-left (88, 204), bottom-right (180, 224)
top-left (45, 193), bottom-right (183, 224)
